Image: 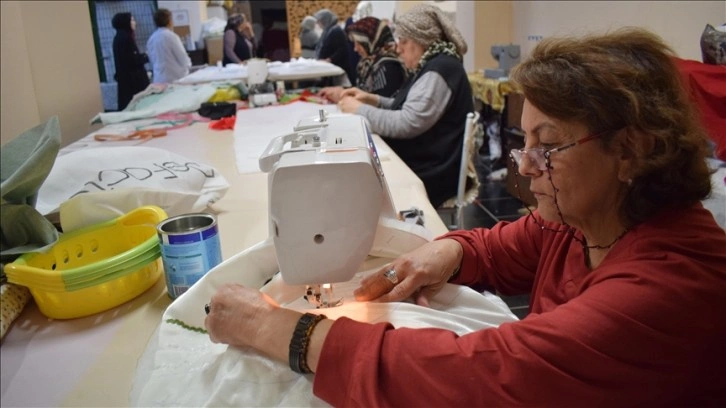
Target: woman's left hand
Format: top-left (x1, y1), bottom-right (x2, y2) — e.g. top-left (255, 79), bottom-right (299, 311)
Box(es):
top-left (354, 238), bottom-right (464, 306)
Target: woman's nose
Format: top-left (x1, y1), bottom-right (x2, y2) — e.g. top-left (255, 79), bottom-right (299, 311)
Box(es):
top-left (516, 152), bottom-right (542, 178)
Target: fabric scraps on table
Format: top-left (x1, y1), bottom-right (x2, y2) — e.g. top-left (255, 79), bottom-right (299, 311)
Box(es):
top-left (209, 116), bottom-right (236, 130)
top-left (278, 88), bottom-right (329, 105)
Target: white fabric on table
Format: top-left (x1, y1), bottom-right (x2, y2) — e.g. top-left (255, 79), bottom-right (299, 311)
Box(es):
top-left (131, 237), bottom-right (518, 407)
top-left (91, 84), bottom-right (218, 125)
top-left (176, 60), bottom-right (344, 85)
top-left (36, 146), bottom-right (229, 230)
top-left (233, 102), bottom-right (337, 174)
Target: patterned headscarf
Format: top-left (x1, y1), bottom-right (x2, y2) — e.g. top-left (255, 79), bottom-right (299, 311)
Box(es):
top-left (394, 4), bottom-right (467, 56)
top-left (346, 17), bottom-right (404, 90)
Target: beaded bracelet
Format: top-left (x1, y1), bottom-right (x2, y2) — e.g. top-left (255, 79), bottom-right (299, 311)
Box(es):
top-left (289, 313), bottom-right (327, 374)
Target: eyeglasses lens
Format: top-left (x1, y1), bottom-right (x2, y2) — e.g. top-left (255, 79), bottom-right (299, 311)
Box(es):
top-left (510, 149), bottom-right (547, 171)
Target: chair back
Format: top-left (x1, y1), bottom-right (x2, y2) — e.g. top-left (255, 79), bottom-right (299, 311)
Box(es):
top-left (456, 111), bottom-right (480, 207)
top-left (436, 111), bottom-right (481, 230)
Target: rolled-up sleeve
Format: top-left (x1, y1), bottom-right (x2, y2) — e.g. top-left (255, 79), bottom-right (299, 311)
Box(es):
top-left (356, 71), bottom-right (451, 139)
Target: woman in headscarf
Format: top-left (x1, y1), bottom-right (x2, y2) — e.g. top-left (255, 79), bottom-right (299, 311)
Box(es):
top-left (319, 17), bottom-right (407, 103)
top-left (337, 4), bottom-right (473, 208)
top-left (112, 12), bottom-right (150, 110)
top-left (223, 13), bottom-right (257, 65)
top-left (313, 9), bottom-right (355, 86)
top-left (299, 16), bottom-right (319, 59)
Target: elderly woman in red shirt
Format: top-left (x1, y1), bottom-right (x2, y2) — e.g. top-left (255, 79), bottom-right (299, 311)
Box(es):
top-left (204, 26), bottom-right (726, 408)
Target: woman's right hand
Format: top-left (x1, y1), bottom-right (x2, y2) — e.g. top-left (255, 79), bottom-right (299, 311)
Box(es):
top-left (241, 22), bottom-right (254, 38)
top-left (205, 283), bottom-right (279, 348)
top-left (340, 88), bottom-right (379, 107)
top-left (353, 238), bottom-right (464, 307)
top-left (318, 86), bottom-right (344, 103)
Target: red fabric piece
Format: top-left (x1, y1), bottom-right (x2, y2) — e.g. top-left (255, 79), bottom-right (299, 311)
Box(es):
top-left (675, 58), bottom-right (726, 160)
top-left (314, 204), bottom-right (726, 407)
top-left (208, 116), bottom-right (236, 130)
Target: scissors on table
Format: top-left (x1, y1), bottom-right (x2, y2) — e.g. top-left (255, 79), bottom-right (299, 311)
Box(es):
top-left (93, 128), bottom-right (167, 142)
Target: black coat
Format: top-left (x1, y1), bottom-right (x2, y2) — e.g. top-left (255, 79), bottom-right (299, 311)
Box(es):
top-left (113, 29), bottom-right (149, 110)
top-left (223, 29), bottom-right (256, 65)
top-left (316, 25), bottom-right (355, 85)
top-left (386, 54), bottom-right (474, 207)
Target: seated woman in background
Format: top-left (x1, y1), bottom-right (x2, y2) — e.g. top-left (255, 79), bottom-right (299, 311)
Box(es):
top-left (205, 26), bottom-right (726, 406)
top-left (313, 9), bottom-right (355, 86)
top-left (338, 4), bottom-right (473, 208)
top-left (223, 13), bottom-right (257, 65)
top-left (299, 16), bottom-right (319, 59)
top-left (112, 12), bottom-right (149, 110)
top-left (319, 17), bottom-right (407, 103)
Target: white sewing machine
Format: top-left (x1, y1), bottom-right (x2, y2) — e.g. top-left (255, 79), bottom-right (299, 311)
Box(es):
top-left (259, 111), bottom-right (431, 306)
top-left (247, 58), bottom-right (278, 107)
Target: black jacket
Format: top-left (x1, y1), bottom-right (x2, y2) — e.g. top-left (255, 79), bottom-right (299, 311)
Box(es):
top-left (112, 13), bottom-right (149, 110)
top-left (316, 25), bottom-right (355, 85)
top-left (386, 54), bottom-right (474, 207)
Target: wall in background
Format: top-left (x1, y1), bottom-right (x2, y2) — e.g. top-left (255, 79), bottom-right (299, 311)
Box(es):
top-left (157, 0), bottom-right (208, 48)
top-left (1, 1), bottom-right (40, 146)
top-left (2, 0), bottom-right (722, 147)
top-left (1, 1), bottom-right (103, 147)
top-left (474, 1), bottom-right (513, 72)
top-left (512, 1), bottom-right (726, 61)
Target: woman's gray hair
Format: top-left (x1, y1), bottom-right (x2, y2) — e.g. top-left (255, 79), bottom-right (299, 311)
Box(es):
top-left (301, 15), bottom-right (317, 32)
top-left (394, 4), bottom-right (467, 55)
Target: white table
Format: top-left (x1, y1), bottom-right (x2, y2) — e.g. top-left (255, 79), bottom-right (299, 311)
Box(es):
top-left (0, 116), bottom-right (447, 407)
top-left (176, 59), bottom-right (345, 85)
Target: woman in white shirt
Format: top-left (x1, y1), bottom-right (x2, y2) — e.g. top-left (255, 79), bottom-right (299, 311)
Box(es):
top-left (146, 8), bottom-right (191, 83)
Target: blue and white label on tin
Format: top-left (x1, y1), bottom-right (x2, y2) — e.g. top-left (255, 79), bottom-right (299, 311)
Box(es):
top-left (159, 220), bottom-right (222, 299)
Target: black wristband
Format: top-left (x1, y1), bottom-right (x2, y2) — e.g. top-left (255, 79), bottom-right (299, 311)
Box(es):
top-left (288, 313), bottom-right (326, 374)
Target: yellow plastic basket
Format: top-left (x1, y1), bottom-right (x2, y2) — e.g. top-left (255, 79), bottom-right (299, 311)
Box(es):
top-left (5, 206), bottom-right (168, 319)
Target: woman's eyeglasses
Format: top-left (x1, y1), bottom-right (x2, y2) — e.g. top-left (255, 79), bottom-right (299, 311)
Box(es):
top-left (509, 130), bottom-right (610, 171)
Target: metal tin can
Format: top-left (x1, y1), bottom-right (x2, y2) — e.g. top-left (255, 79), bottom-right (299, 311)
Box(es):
top-left (157, 213), bottom-right (222, 299)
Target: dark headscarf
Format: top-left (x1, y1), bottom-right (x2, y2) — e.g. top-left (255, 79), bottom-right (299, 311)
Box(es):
top-left (112, 12), bottom-right (133, 32)
top-left (346, 17), bottom-right (403, 90)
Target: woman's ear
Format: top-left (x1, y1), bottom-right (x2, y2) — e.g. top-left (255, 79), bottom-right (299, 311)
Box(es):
top-left (615, 126), bottom-right (653, 183)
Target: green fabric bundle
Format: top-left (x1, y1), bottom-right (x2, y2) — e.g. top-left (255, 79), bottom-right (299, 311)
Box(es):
top-left (1, 116), bottom-right (62, 262)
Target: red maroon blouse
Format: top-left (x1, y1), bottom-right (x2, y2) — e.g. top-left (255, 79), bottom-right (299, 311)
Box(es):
top-left (314, 204), bottom-right (726, 407)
